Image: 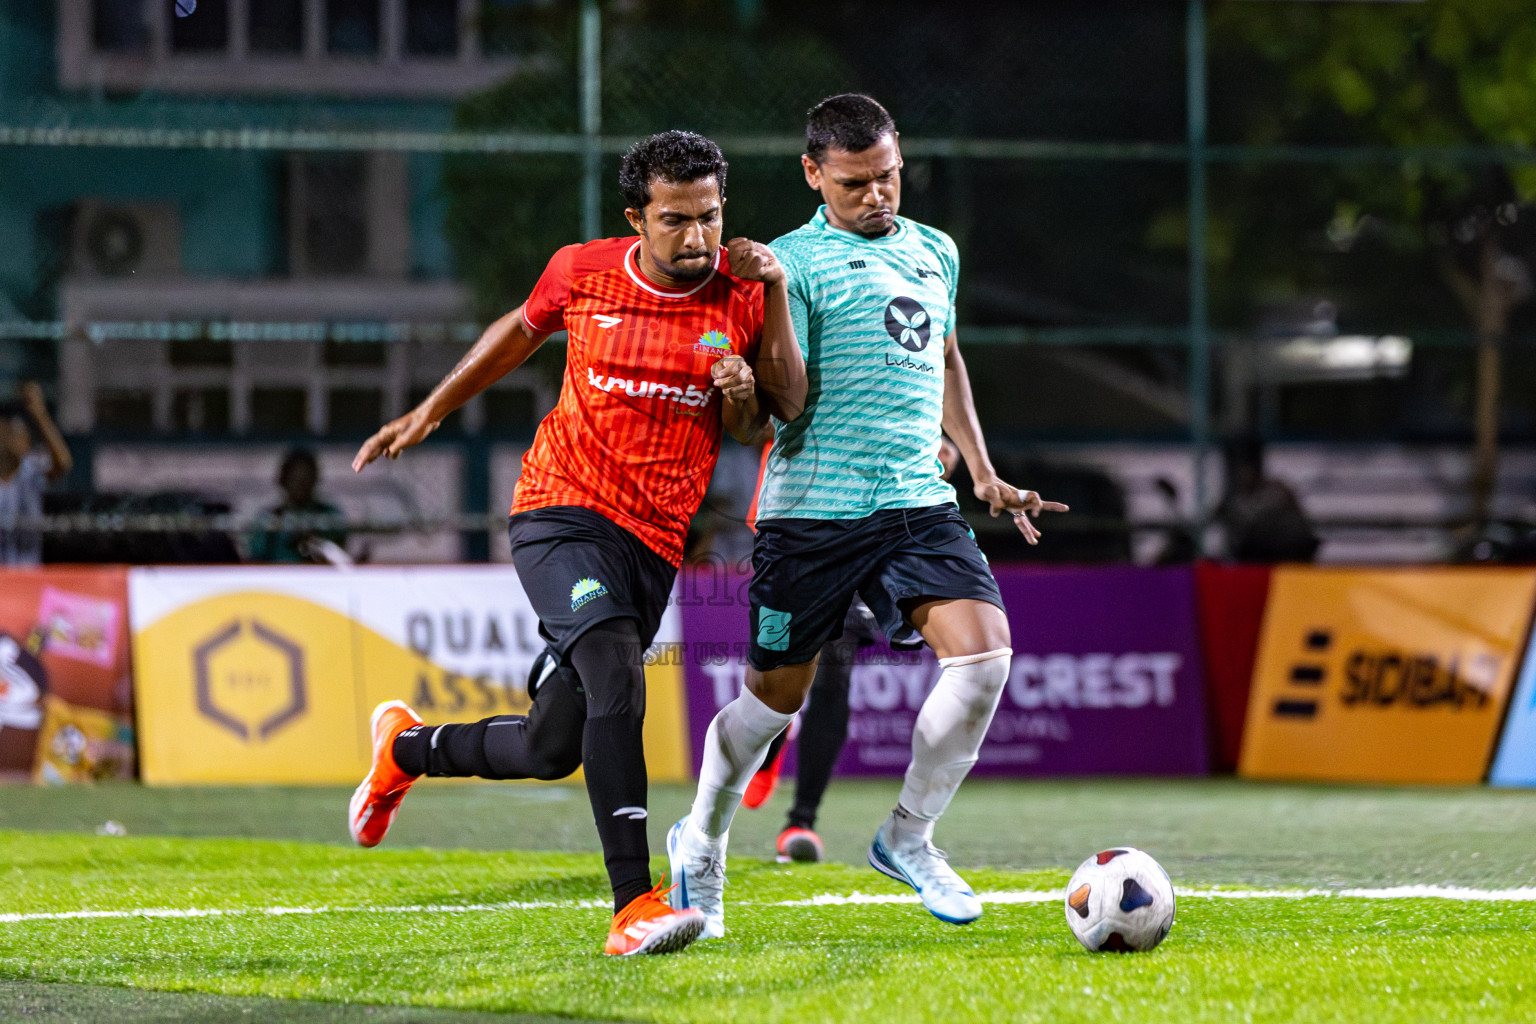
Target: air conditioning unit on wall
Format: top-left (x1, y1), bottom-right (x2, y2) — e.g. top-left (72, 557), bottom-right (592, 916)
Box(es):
top-left (70, 201), bottom-right (182, 278)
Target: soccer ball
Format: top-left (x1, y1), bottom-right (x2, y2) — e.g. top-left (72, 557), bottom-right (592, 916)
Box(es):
top-left (1064, 847), bottom-right (1175, 953)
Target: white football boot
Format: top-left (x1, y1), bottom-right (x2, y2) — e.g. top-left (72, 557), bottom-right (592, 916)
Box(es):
top-left (666, 816), bottom-right (727, 939)
top-left (868, 813), bottom-right (983, 925)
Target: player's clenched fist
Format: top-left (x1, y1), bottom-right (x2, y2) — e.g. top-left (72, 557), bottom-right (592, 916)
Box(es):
top-left (725, 238), bottom-right (785, 286)
top-left (711, 354), bottom-right (755, 404)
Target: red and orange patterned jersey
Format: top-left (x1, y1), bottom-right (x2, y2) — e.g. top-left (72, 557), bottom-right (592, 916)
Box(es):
top-left (511, 236), bottom-right (765, 565)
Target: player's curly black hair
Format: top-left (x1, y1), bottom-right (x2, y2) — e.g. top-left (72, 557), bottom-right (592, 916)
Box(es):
top-left (618, 131), bottom-right (727, 212)
top-left (805, 93), bottom-right (896, 162)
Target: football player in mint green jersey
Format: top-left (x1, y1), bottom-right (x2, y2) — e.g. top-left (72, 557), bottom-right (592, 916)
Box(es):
top-left (671, 94), bottom-right (1068, 936)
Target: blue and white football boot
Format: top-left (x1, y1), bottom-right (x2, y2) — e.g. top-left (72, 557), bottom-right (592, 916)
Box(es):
top-left (868, 813), bottom-right (983, 925)
top-left (667, 816), bottom-right (727, 939)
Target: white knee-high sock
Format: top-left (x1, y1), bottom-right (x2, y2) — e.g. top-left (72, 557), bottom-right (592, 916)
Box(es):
top-left (894, 648), bottom-right (1011, 843)
top-left (690, 687), bottom-right (796, 841)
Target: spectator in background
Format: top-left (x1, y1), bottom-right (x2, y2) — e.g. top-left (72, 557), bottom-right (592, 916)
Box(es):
top-left (0, 383), bottom-right (73, 567)
top-left (1216, 436), bottom-right (1319, 563)
top-left (247, 448), bottom-right (349, 564)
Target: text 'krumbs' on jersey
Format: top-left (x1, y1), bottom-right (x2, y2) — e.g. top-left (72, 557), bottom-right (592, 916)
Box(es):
top-left (512, 237), bottom-right (766, 565)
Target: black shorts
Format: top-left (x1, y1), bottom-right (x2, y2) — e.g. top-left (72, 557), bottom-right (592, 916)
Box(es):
top-left (748, 503), bottom-right (1004, 671)
top-left (508, 506), bottom-right (677, 657)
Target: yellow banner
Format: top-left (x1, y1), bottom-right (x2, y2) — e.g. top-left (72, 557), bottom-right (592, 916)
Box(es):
top-left (130, 567), bottom-right (689, 785)
top-left (1240, 567), bottom-right (1536, 784)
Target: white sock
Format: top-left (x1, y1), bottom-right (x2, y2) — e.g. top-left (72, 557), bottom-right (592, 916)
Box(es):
top-left (690, 686), bottom-right (796, 841)
top-left (894, 648), bottom-right (1011, 840)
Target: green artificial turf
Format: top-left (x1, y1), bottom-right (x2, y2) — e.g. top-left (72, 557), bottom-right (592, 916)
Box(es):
top-left (3, 780), bottom-right (1536, 1022)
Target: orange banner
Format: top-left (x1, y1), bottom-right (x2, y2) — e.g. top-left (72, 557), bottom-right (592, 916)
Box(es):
top-left (1240, 567), bottom-right (1536, 784)
top-left (0, 567), bottom-right (135, 783)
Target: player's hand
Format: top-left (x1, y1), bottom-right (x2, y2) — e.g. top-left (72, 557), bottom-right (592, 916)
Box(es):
top-left (974, 476), bottom-right (1069, 545)
top-left (725, 238), bottom-right (785, 287)
top-left (712, 355), bottom-right (755, 404)
top-left (353, 410), bottom-right (438, 472)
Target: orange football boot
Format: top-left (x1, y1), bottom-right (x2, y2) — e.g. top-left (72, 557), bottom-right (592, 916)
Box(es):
top-left (604, 879), bottom-right (706, 956)
top-left (743, 741), bottom-right (787, 809)
top-left (348, 700), bottom-right (423, 848)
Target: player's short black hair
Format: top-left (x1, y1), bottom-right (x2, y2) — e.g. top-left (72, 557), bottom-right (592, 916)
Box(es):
top-left (619, 131), bottom-right (727, 212)
top-left (805, 93), bottom-right (896, 162)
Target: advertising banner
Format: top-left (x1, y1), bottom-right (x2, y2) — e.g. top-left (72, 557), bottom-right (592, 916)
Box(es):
top-left (0, 568), bottom-right (134, 783)
top-left (130, 566), bottom-right (689, 785)
top-left (1486, 619), bottom-right (1536, 787)
top-left (679, 565), bottom-right (1209, 777)
top-left (1240, 567), bottom-right (1536, 784)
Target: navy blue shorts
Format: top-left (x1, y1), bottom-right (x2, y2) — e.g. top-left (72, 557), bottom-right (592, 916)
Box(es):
top-left (508, 506), bottom-right (676, 657)
top-left (748, 504), bottom-right (1004, 671)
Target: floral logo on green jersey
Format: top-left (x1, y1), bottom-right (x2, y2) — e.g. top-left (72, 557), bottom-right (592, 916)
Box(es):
top-left (694, 329), bottom-right (732, 356)
top-left (884, 297), bottom-right (931, 352)
top-left (570, 576), bottom-right (609, 610)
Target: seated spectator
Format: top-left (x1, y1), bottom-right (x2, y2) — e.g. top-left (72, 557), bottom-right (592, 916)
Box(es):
top-left (246, 448), bottom-right (349, 564)
top-left (0, 383), bottom-right (74, 567)
top-left (1216, 436), bottom-right (1319, 563)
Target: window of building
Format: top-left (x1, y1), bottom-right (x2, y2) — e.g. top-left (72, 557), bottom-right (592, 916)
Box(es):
top-left (172, 389), bottom-right (231, 434)
top-left (323, 340), bottom-right (388, 367)
top-left (96, 390), bottom-right (155, 433)
top-left (92, 0), bottom-right (148, 53)
top-left (328, 389), bottom-right (384, 433)
top-left (249, 0), bottom-right (304, 53)
top-left (483, 389), bottom-right (535, 432)
top-left (169, 0), bottom-right (229, 52)
top-left (251, 388), bottom-right (309, 433)
top-left (327, 0), bottom-right (381, 56)
top-left (406, 0), bottom-right (458, 56)
top-left (292, 154), bottom-right (370, 276)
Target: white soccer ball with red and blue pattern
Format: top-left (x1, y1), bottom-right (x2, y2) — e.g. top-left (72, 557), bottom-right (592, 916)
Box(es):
top-left (1064, 847), bottom-right (1175, 952)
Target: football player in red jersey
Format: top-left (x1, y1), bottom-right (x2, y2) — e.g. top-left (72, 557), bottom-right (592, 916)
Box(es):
top-left (347, 131), bottom-right (804, 957)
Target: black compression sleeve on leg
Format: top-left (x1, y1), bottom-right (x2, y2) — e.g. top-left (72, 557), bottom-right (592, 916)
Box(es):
top-left (391, 663), bottom-right (586, 781)
top-left (788, 637), bottom-right (855, 831)
top-left (569, 619), bottom-right (652, 913)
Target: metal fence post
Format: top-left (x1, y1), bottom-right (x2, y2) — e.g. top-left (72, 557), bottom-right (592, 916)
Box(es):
top-left (580, 0), bottom-right (602, 241)
top-left (1187, 0), bottom-right (1212, 546)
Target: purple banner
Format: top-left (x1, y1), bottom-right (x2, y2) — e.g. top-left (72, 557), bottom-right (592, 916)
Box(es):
top-left (679, 565), bottom-right (1209, 777)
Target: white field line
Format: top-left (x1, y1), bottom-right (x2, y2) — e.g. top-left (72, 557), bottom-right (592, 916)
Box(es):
top-left (5, 885), bottom-right (1536, 925)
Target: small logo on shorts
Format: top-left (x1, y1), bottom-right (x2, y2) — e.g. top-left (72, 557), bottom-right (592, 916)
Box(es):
top-left (570, 577), bottom-right (608, 610)
top-left (757, 608), bottom-right (792, 652)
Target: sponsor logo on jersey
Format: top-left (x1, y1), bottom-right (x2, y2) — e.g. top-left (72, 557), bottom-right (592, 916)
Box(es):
top-left (591, 314), bottom-right (623, 328)
top-left (570, 577), bottom-right (609, 610)
top-left (694, 329), bottom-right (732, 356)
top-left (884, 296), bottom-right (932, 352)
top-left (586, 367), bottom-right (714, 408)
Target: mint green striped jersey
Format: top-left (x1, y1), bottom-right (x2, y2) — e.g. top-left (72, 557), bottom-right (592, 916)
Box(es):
top-left (757, 207), bottom-right (958, 520)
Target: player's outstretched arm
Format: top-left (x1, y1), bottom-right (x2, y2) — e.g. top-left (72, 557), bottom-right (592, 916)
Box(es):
top-left (20, 381), bottom-right (73, 480)
top-left (726, 238), bottom-right (807, 423)
top-left (939, 331), bottom-right (1068, 544)
top-left (353, 306), bottom-right (550, 472)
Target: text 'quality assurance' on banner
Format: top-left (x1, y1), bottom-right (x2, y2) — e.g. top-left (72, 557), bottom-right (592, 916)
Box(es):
top-left (679, 565), bottom-right (1210, 777)
top-left (129, 566), bottom-right (690, 785)
top-left (1241, 566), bottom-right (1536, 785)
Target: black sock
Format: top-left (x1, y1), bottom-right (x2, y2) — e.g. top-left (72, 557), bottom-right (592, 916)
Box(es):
top-left (583, 714), bottom-right (652, 914)
top-left (392, 724), bottom-right (431, 776)
top-left (391, 662), bottom-right (587, 780)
